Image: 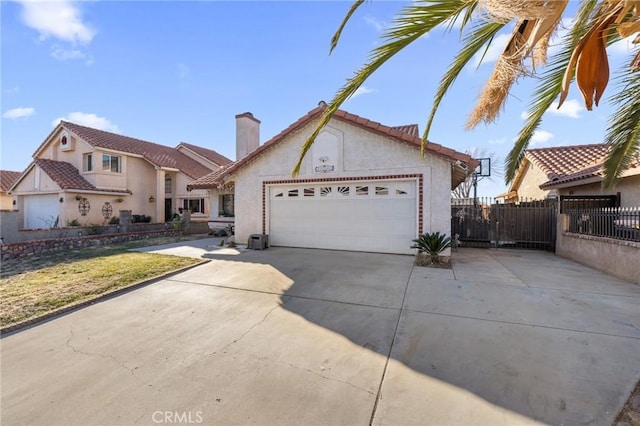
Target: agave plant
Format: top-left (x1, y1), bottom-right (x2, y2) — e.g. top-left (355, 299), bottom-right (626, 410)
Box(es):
top-left (293, 0), bottom-right (640, 188)
top-left (411, 232), bottom-right (452, 263)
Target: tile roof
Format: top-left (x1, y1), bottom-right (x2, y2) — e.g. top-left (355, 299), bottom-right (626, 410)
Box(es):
top-left (188, 106), bottom-right (477, 190)
top-left (540, 156), bottom-right (640, 188)
top-left (0, 170), bottom-right (21, 193)
top-left (526, 144), bottom-right (609, 182)
top-left (33, 158), bottom-right (131, 193)
top-left (391, 124), bottom-right (420, 137)
top-left (177, 142), bottom-right (232, 167)
top-left (34, 159), bottom-right (131, 194)
top-left (51, 122), bottom-right (215, 179)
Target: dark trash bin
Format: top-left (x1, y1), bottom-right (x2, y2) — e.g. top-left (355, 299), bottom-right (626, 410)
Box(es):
top-left (248, 234), bottom-right (269, 250)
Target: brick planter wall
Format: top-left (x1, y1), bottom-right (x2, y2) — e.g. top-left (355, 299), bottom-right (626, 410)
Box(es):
top-left (1, 230), bottom-right (182, 262)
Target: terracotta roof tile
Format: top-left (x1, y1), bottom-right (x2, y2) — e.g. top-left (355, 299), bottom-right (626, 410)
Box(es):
top-left (177, 142), bottom-right (232, 166)
top-left (0, 170), bottom-right (21, 193)
top-left (34, 159), bottom-right (130, 194)
top-left (526, 144), bottom-right (609, 182)
top-left (540, 156), bottom-right (640, 188)
top-left (391, 124), bottom-right (420, 137)
top-left (188, 105), bottom-right (478, 190)
top-left (58, 122), bottom-right (215, 179)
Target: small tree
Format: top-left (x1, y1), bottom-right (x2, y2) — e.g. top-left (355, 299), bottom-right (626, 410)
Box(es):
top-left (411, 232), bottom-right (452, 264)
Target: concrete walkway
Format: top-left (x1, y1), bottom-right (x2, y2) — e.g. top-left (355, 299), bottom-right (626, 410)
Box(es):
top-left (1, 245), bottom-right (639, 425)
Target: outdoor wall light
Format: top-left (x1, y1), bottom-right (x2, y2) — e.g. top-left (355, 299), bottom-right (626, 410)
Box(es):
top-left (59, 197), bottom-right (64, 203)
top-left (149, 195), bottom-right (155, 203)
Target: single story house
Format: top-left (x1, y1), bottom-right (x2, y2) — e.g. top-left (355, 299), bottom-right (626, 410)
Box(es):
top-left (9, 121), bottom-right (231, 229)
top-left (497, 143), bottom-right (639, 208)
top-left (0, 170), bottom-right (21, 211)
top-left (188, 103), bottom-right (477, 255)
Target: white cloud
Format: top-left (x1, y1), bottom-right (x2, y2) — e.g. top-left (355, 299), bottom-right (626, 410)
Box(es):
top-left (530, 130), bottom-right (554, 146)
top-left (16, 0), bottom-right (95, 45)
top-left (473, 33), bottom-right (511, 67)
top-left (488, 137), bottom-right (506, 145)
top-left (547, 17), bottom-right (574, 58)
top-left (52, 112), bottom-right (118, 132)
top-left (50, 45), bottom-right (85, 60)
top-left (3, 107), bottom-right (35, 119)
top-left (364, 16), bottom-right (385, 32)
top-left (549, 99), bottom-right (584, 119)
top-left (348, 86), bottom-right (375, 101)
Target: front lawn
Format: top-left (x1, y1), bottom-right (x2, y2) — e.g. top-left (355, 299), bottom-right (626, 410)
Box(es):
top-left (0, 251), bottom-right (202, 327)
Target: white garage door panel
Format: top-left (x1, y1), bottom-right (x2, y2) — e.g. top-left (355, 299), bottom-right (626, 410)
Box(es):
top-left (269, 181), bottom-right (417, 254)
top-left (25, 194), bottom-right (59, 229)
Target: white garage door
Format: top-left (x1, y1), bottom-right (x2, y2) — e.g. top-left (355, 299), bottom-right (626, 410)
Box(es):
top-left (25, 194), bottom-right (59, 229)
top-left (269, 180), bottom-right (417, 254)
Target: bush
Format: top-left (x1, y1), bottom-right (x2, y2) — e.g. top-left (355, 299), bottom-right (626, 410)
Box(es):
top-left (411, 232), bottom-right (452, 263)
top-left (109, 216), bottom-right (119, 225)
top-left (67, 218), bottom-right (81, 227)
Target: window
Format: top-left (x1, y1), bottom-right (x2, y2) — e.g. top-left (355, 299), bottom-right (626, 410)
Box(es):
top-left (337, 186), bottom-right (349, 196)
top-left (288, 189), bottom-right (299, 197)
top-left (220, 194), bottom-right (234, 217)
top-left (165, 175), bottom-right (172, 194)
top-left (102, 154), bottom-right (121, 173)
top-left (356, 186), bottom-right (368, 195)
top-left (320, 187), bottom-right (332, 197)
top-left (183, 198), bottom-right (205, 214)
top-left (83, 153), bottom-right (93, 172)
top-left (303, 188), bottom-right (315, 197)
top-left (375, 186), bottom-right (389, 195)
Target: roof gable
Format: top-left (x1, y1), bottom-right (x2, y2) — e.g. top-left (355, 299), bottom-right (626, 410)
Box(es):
top-left (188, 106), bottom-right (476, 190)
top-left (34, 122), bottom-right (215, 180)
top-left (526, 144), bottom-right (609, 182)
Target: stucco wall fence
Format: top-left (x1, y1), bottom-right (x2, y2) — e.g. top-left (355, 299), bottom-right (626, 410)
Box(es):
top-left (556, 214), bottom-right (640, 284)
top-left (1, 230), bottom-right (182, 262)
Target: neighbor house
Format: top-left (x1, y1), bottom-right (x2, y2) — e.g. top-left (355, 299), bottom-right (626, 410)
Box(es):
top-left (0, 170), bottom-right (21, 211)
top-left (188, 103), bottom-right (477, 255)
top-left (9, 122), bottom-right (231, 229)
top-left (497, 143), bottom-right (639, 208)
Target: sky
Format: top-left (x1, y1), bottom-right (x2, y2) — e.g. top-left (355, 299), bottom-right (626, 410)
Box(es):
top-left (2, 1), bottom-right (638, 197)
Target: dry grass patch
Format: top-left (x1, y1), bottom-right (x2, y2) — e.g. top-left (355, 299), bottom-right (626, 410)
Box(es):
top-left (0, 252), bottom-right (201, 327)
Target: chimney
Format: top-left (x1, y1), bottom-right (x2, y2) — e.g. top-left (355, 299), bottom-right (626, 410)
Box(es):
top-left (235, 112), bottom-right (260, 160)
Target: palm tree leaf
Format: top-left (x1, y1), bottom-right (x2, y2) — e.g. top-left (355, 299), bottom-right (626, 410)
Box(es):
top-left (423, 19), bottom-right (506, 153)
top-left (330, 0), bottom-right (366, 54)
top-left (293, 0), bottom-right (478, 176)
top-left (505, 0), bottom-right (599, 183)
top-left (603, 69), bottom-right (640, 188)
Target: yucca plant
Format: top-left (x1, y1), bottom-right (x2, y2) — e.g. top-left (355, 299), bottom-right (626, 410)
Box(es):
top-left (411, 231), bottom-right (452, 264)
top-left (294, 0), bottom-right (640, 188)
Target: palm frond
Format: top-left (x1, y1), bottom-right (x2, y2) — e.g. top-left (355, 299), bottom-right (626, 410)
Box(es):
top-left (505, 0), bottom-right (599, 183)
top-left (293, 0), bottom-right (478, 176)
top-left (330, 0), bottom-right (366, 54)
top-left (423, 19), bottom-right (506, 152)
top-left (603, 69), bottom-right (640, 188)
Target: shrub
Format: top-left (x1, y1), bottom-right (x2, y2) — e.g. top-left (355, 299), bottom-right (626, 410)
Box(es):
top-left (67, 219), bottom-right (81, 227)
top-left (411, 232), bottom-right (452, 263)
top-left (108, 216), bottom-right (119, 225)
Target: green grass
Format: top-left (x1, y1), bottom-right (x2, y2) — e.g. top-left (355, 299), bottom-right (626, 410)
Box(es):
top-left (0, 251), bottom-right (202, 327)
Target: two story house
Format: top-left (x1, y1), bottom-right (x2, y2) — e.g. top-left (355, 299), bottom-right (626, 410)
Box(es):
top-left (9, 122), bottom-right (231, 229)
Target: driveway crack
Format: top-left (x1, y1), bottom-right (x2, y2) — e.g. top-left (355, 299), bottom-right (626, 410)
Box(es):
top-left (65, 327), bottom-right (137, 375)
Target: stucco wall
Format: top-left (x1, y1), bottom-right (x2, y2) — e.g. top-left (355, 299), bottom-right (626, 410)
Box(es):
top-left (231, 119), bottom-right (452, 252)
top-left (558, 174), bottom-right (640, 207)
top-left (517, 163), bottom-right (554, 200)
top-left (556, 214), bottom-right (640, 284)
top-left (1, 194), bottom-right (14, 211)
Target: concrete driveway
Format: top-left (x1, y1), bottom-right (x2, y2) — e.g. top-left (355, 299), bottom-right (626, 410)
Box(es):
top-left (2, 245), bottom-right (639, 425)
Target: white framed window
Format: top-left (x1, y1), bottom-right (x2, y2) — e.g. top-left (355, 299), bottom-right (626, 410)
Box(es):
top-left (102, 154), bottom-right (121, 173)
top-left (183, 198), bottom-right (205, 214)
top-left (165, 175), bottom-right (172, 193)
top-left (83, 153), bottom-right (93, 172)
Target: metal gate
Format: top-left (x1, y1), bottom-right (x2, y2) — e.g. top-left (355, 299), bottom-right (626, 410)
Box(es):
top-left (451, 198), bottom-right (557, 251)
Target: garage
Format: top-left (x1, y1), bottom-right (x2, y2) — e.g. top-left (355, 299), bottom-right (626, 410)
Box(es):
top-left (268, 180), bottom-right (418, 254)
top-left (24, 194), bottom-right (59, 229)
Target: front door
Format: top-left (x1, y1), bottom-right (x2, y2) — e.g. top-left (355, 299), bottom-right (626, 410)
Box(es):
top-left (164, 199), bottom-right (172, 222)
